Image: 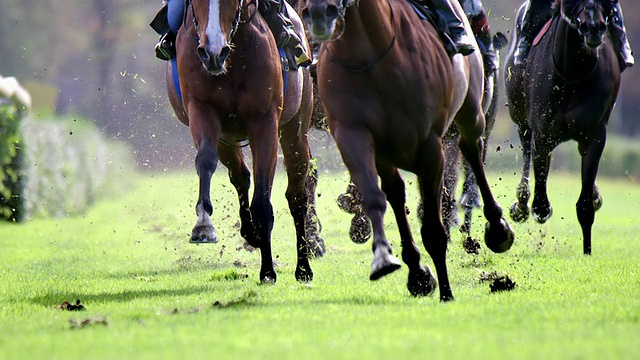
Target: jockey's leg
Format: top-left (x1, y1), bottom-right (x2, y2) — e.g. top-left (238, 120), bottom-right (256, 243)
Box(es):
top-left (514, 0), bottom-right (554, 65)
top-left (151, 0), bottom-right (184, 61)
top-left (469, 10), bottom-right (498, 72)
top-left (608, 2), bottom-right (634, 72)
top-left (259, 0), bottom-right (312, 69)
top-left (429, 0), bottom-right (475, 56)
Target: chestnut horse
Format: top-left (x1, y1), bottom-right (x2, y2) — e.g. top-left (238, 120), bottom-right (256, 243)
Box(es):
top-left (505, 0), bottom-right (620, 255)
top-left (300, 0), bottom-right (515, 300)
top-left (166, 0), bottom-right (321, 282)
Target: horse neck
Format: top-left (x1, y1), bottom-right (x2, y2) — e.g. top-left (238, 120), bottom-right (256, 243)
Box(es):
top-left (552, 17), bottom-right (599, 80)
top-left (328, 0), bottom-right (395, 61)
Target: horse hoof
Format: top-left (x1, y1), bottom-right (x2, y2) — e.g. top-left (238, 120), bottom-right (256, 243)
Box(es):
top-left (370, 247), bottom-right (402, 280)
top-left (337, 193), bottom-right (359, 214)
top-left (295, 267), bottom-right (313, 282)
top-left (190, 225), bottom-right (218, 244)
top-left (407, 265), bottom-right (437, 297)
top-left (532, 205), bottom-right (553, 224)
top-left (484, 217), bottom-right (515, 253)
top-left (509, 201), bottom-right (530, 223)
top-left (307, 235), bottom-right (327, 258)
top-left (260, 273), bottom-right (277, 284)
top-left (349, 211), bottom-right (371, 244)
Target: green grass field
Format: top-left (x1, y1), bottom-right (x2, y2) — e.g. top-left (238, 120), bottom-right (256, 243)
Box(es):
top-left (1, 169), bottom-right (639, 359)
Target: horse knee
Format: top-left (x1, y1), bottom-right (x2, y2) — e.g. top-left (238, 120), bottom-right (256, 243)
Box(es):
top-left (195, 142), bottom-right (219, 176)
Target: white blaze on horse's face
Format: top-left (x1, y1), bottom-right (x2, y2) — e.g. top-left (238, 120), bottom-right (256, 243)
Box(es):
top-left (203, 0), bottom-right (228, 55)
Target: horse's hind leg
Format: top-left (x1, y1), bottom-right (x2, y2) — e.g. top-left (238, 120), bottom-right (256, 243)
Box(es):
top-left (379, 165), bottom-right (437, 297)
top-left (530, 142), bottom-right (553, 224)
top-left (333, 127), bottom-right (401, 280)
top-left (304, 161), bottom-right (326, 257)
top-left (456, 113), bottom-right (514, 254)
top-left (442, 137), bottom-right (461, 237)
top-left (191, 138), bottom-right (220, 243)
top-left (279, 117), bottom-right (316, 281)
top-left (218, 142), bottom-right (257, 247)
top-left (417, 134), bottom-right (453, 301)
top-left (577, 128), bottom-right (606, 255)
top-left (510, 123), bottom-right (533, 222)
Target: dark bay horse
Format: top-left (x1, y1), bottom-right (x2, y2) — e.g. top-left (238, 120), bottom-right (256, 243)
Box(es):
top-left (504, 0), bottom-right (620, 255)
top-left (300, 0), bottom-right (515, 300)
top-left (166, 0), bottom-right (321, 282)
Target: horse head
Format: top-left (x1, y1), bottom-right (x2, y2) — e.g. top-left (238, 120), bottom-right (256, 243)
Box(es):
top-left (562, 0), bottom-right (608, 49)
top-left (300, 0), bottom-right (354, 41)
top-left (188, 0), bottom-right (242, 74)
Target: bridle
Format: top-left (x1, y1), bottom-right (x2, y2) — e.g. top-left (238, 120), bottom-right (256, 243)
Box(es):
top-left (183, 0), bottom-right (257, 44)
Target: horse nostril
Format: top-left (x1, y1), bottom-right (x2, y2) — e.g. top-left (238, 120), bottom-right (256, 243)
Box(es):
top-left (197, 47), bottom-right (209, 63)
top-left (219, 46), bottom-right (231, 62)
top-left (326, 5), bottom-right (339, 20)
top-left (578, 23), bottom-right (589, 35)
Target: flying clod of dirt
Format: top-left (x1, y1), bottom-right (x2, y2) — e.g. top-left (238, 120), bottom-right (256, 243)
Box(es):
top-left (56, 299), bottom-right (86, 311)
top-left (479, 271), bottom-right (516, 293)
top-left (462, 236), bottom-right (481, 255)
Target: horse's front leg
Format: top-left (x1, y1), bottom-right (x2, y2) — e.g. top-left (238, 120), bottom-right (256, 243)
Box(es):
top-left (249, 114), bottom-right (279, 283)
top-left (333, 127), bottom-right (401, 280)
top-left (577, 128), bottom-right (606, 255)
top-left (417, 134), bottom-right (453, 301)
top-left (279, 116), bottom-right (315, 281)
top-left (218, 142), bottom-right (258, 247)
top-left (456, 112), bottom-right (514, 254)
top-left (191, 137), bottom-right (220, 244)
top-left (379, 165), bottom-right (436, 297)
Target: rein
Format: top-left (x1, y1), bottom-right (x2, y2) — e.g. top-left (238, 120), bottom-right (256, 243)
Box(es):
top-left (325, 0), bottom-right (397, 72)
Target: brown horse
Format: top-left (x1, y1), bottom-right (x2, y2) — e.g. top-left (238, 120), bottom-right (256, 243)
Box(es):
top-left (505, 0), bottom-right (620, 255)
top-left (166, 0), bottom-right (322, 282)
top-left (300, 0), bottom-right (515, 301)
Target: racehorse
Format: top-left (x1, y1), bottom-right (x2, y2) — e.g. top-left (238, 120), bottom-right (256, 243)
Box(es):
top-left (300, 0), bottom-right (515, 300)
top-left (504, 0), bottom-right (620, 255)
top-left (329, 0), bottom-right (510, 249)
top-left (166, 0), bottom-right (322, 283)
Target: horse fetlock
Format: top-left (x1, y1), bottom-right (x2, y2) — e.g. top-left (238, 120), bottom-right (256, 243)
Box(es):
top-left (484, 217), bottom-right (515, 253)
top-left (407, 265), bottom-right (437, 297)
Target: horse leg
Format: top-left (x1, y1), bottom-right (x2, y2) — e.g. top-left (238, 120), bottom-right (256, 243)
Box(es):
top-left (577, 128), bottom-right (606, 255)
top-left (279, 117), bottom-right (315, 281)
top-left (442, 137), bottom-right (461, 239)
top-left (190, 138), bottom-right (220, 243)
top-left (333, 127), bottom-right (401, 280)
top-left (456, 115), bottom-right (514, 254)
top-left (304, 159), bottom-right (326, 257)
top-left (417, 134), bottom-right (453, 301)
top-left (218, 142), bottom-right (257, 247)
top-left (510, 125), bottom-right (533, 223)
top-left (379, 165), bottom-right (437, 297)
top-left (530, 141), bottom-right (553, 224)
top-left (248, 115), bottom-right (279, 283)
top-left (460, 160), bottom-right (480, 236)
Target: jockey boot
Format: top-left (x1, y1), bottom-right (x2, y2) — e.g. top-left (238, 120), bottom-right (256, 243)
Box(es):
top-left (608, 3), bottom-right (634, 72)
top-left (154, 31), bottom-right (176, 61)
top-left (259, 0), bottom-right (312, 69)
top-left (429, 0), bottom-right (475, 56)
top-left (513, 2), bottom-right (534, 66)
